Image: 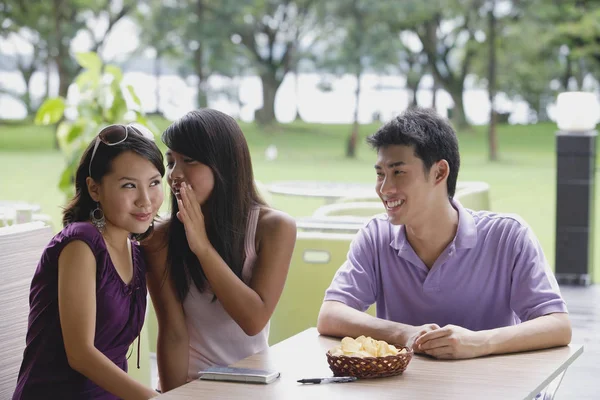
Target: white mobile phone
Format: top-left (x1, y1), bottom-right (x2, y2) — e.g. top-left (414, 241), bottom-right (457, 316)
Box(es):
top-left (199, 366), bottom-right (281, 384)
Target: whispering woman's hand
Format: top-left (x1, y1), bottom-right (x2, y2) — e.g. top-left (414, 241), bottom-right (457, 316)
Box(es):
top-left (177, 182), bottom-right (210, 257)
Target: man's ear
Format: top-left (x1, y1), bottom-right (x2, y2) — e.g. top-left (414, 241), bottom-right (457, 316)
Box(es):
top-left (434, 160), bottom-right (450, 184)
top-left (86, 177), bottom-right (101, 202)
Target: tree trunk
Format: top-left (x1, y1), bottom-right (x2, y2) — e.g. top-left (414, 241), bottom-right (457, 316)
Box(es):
top-left (256, 72), bottom-right (281, 125)
top-left (431, 74), bottom-right (438, 110)
top-left (154, 53), bottom-right (162, 116)
top-left (53, 0), bottom-right (71, 99)
top-left (55, 29), bottom-right (71, 98)
top-left (418, 18), bottom-right (471, 129)
top-left (23, 69), bottom-right (34, 115)
top-left (406, 74), bottom-right (419, 109)
top-left (406, 81), bottom-right (419, 108)
top-left (194, 1), bottom-right (208, 109)
top-left (537, 94), bottom-right (551, 122)
top-left (51, 0), bottom-right (65, 149)
top-left (235, 78), bottom-right (244, 119)
top-left (46, 56), bottom-right (52, 99)
top-left (57, 63), bottom-right (71, 98)
top-left (449, 88), bottom-right (468, 130)
top-left (575, 58), bottom-right (585, 90)
top-left (561, 56), bottom-right (572, 91)
top-left (197, 82), bottom-right (208, 109)
top-left (347, 70), bottom-right (362, 158)
top-left (294, 68), bottom-right (303, 121)
top-left (193, 45), bottom-right (208, 108)
top-left (193, 46), bottom-right (208, 108)
top-left (347, 0), bottom-right (364, 157)
top-left (487, 0), bottom-right (498, 161)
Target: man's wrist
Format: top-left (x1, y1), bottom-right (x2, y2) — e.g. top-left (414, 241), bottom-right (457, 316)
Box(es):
top-left (477, 329), bottom-right (496, 356)
top-left (391, 323), bottom-right (416, 347)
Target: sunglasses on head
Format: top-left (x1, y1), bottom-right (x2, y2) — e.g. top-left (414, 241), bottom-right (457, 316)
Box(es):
top-left (88, 124), bottom-right (155, 178)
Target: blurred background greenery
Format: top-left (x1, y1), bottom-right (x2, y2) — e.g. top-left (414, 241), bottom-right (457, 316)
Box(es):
top-left (1, 0), bottom-right (600, 280)
top-left (1, 118), bottom-right (599, 282)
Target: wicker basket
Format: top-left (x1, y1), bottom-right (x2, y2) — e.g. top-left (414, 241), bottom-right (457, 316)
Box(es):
top-left (326, 346), bottom-right (413, 379)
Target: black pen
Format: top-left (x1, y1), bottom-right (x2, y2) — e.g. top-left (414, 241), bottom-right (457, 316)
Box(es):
top-left (297, 376), bottom-right (357, 384)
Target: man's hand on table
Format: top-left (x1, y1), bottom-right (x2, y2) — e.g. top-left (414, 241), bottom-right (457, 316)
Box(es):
top-left (414, 324), bottom-right (487, 359)
top-left (405, 323), bottom-right (440, 353)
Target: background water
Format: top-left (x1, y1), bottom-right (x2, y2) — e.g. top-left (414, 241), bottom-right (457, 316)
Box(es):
top-left (0, 70), bottom-right (543, 125)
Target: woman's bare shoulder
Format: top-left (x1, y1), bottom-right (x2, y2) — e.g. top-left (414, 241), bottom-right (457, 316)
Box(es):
top-left (257, 207), bottom-right (296, 240)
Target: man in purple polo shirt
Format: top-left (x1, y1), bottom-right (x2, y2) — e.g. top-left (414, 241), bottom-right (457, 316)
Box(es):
top-left (317, 107), bottom-right (571, 360)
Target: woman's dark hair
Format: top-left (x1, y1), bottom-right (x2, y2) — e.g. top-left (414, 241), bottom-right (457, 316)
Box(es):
top-left (62, 125), bottom-right (165, 241)
top-left (162, 109), bottom-right (267, 301)
top-left (366, 107), bottom-right (461, 198)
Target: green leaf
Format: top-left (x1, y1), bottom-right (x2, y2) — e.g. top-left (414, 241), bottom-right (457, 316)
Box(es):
top-left (135, 114), bottom-right (148, 126)
top-left (58, 121), bottom-right (85, 146)
top-left (56, 122), bottom-right (72, 150)
top-left (75, 51), bottom-right (102, 72)
top-left (40, 51), bottom-right (153, 198)
top-left (138, 116), bottom-right (160, 138)
top-left (34, 98), bottom-right (66, 125)
top-left (126, 84), bottom-right (142, 107)
top-left (108, 95), bottom-right (128, 123)
top-left (104, 64), bottom-right (124, 84)
top-left (75, 70), bottom-right (99, 90)
top-left (58, 140), bottom-right (90, 197)
top-left (58, 164), bottom-right (74, 196)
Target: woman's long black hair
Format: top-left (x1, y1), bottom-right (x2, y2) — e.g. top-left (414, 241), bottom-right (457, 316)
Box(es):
top-left (162, 109), bottom-right (267, 302)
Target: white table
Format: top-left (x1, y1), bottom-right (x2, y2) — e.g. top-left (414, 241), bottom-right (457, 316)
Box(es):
top-left (267, 181), bottom-right (377, 204)
top-left (0, 202), bottom-right (41, 225)
top-left (157, 328), bottom-right (583, 400)
top-left (296, 216), bottom-right (367, 233)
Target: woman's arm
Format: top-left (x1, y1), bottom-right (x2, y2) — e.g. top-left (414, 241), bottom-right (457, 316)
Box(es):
top-left (58, 241), bottom-right (157, 400)
top-left (176, 184), bottom-right (296, 336)
top-left (196, 209), bottom-right (296, 336)
top-left (143, 225), bottom-right (189, 392)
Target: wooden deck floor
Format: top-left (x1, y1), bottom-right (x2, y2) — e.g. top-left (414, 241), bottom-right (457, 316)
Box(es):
top-left (554, 284), bottom-right (600, 399)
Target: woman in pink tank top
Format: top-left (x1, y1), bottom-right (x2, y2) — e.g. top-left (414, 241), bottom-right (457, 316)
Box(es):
top-left (143, 109), bottom-right (297, 393)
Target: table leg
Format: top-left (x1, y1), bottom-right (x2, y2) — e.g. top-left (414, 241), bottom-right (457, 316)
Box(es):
top-left (542, 369), bottom-right (567, 400)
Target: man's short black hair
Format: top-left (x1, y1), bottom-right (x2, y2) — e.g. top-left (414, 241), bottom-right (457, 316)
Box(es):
top-left (367, 107), bottom-right (460, 198)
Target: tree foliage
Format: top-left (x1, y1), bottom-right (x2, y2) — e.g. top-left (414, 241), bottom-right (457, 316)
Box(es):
top-left (35, 52), bottom-right (155, 198)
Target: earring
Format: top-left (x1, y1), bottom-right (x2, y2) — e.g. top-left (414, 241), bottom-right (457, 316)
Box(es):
top-left (90, 203), bottom-right (106, 232)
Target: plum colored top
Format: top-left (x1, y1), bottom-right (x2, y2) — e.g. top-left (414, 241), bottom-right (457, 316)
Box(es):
top-left (13, 222), bottom-right (147, 399)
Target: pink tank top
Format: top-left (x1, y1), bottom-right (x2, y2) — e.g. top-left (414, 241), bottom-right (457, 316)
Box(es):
top-left (183, 207), bottom-right (268, 380)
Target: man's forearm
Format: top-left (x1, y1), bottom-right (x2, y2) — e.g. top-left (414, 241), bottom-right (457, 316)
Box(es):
top-left (481, 313), bottom-right (571, 356)
top-left (317, 301), bottom-right (415, 345)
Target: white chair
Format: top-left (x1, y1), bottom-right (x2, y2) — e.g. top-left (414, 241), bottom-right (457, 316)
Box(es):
top-left (0, 222), bottom-right (53, 398)
top-left (312, 202), bottom-right (385, 218)
top-left (255, 180), bottom-right (273, 206)
top-left (269, 231), bottom-right (376, 345)
top-left (296, 215), bottom-right (369, 234)
top-left (454, 181), bottom-right (491, 211)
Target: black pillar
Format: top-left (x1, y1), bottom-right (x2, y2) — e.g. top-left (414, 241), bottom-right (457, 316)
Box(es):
top-left (555, 130), bottom-right (597, 286)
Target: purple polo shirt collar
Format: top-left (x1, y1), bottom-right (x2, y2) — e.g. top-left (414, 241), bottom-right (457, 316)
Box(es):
top-left (390, 198), bottom-right (478, 256)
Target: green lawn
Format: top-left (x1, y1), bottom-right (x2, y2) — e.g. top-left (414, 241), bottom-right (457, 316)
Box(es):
top-left (1, 119), bottom-right (599, 282)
